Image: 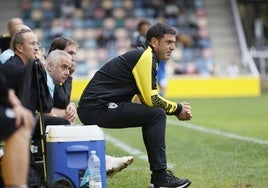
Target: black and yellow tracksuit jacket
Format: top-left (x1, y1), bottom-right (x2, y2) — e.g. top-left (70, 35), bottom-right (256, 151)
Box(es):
top-left (79, 45), bottom-right (182, 116)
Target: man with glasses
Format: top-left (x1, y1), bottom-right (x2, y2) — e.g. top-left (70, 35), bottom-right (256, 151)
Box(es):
top-left (0, 29), bottom-right (55, 186)
top-left (0, 29), bottom-right (44, 102)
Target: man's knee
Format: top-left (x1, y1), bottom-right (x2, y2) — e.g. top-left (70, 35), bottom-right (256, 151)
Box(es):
top-left (154, 108), bottom-right (166, 117)
top-left (151, 107), bottom-right (166, 123)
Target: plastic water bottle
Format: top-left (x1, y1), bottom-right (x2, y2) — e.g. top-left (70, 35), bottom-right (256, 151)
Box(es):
top-left (88, 150), bottom-right (102, 188)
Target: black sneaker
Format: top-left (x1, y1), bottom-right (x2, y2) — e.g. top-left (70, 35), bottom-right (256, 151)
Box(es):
top-left (149, 170), bottom-right (191, 188)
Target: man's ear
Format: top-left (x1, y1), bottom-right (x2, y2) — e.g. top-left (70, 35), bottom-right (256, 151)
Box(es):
top-left (46, 62), bottom-right (53, 72)
top-left (14, 44), bottom-right (23, 53)
top-left (150, 37), bottom-right (158, 48)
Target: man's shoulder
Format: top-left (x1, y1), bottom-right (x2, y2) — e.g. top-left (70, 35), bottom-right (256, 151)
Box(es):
top-left (5, 55), bottom-right (22, 64)
top-left (122, 46), bottom-right (146, 60)
top-left (0, 49), bottom-right (14, 63)
top-left (0, 56), bottom-right (24, 72)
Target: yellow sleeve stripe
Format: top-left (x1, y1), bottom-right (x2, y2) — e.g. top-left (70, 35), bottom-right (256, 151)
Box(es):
top-left (132, 47), bottom-right (178, 114)
top-left (132, 47), bottom-right (156, 106)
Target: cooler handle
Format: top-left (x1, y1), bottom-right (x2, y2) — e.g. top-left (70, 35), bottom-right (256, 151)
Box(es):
top-left (66, 145), bottom-right (89, 152)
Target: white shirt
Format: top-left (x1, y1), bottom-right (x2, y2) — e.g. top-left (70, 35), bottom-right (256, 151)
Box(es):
top-left (46, 71), bottom-right (55, 98)
top-left (0, 49), bottom-right (14, 64)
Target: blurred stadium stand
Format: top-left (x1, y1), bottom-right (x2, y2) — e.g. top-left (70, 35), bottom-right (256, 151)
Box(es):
top-left (0, 1), bottom-right (21, 34)
top-left (0, 0), bottom-right (267, 82)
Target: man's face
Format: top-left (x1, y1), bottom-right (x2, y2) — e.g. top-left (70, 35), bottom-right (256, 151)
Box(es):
top-left (49, 55), bottom-right (73, 84)
top-left (151, 33), bottom-right (176, 61)
top-left (140, 24), bottom-right (150, 37)
top-left (64, 44), bottom-right (77, 75)
top-left (17, 32), bottom-right (40, 64)
top-left (64, 44), bottom-right (77, 62)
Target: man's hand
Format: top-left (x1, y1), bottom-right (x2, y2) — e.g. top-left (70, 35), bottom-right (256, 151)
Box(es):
top-left (177, 102), bottom-right (193, 121)
top-left (35, 48), bottom-right (47, 68)
top-left (69, 62), bottom-right (76, 75)
top-left (65, 103), bottom-right (77, 124)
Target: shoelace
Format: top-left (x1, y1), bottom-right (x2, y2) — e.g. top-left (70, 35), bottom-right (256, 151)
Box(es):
top-left (165, 170), bottom-right (184, 184)
top-left (166, 169), bottom-right (176, 177)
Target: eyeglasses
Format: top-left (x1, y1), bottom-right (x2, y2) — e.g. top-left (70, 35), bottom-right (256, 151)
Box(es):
top-left (29, 41), bottom-right (41, 48)
top-left (66, 51), bottom-right (76, 56)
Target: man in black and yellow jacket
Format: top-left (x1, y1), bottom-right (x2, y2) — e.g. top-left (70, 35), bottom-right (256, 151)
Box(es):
top-left (78, 23), bottom-right (193, 188)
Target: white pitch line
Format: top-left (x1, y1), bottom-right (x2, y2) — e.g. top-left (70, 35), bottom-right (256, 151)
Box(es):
top-left (104, 134), bottom-right (175, 168)
top-left (167, 119), bottom-right (268, 145)
top-left (105, 134), bottom-right (148, 161)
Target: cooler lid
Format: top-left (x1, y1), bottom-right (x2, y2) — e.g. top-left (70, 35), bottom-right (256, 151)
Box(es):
top-left (45, 125), bottom-right (104, 142)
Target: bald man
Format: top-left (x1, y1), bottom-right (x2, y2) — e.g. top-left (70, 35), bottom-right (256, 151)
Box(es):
top-left (0, 23), bottom-right (31, 64)
top-left (0, 18), bottom-right (23, 53)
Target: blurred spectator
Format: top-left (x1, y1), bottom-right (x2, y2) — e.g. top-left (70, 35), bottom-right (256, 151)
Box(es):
top-left (61, 0), bottom-right (75, 18)
top-left (0, 18), bottom-right (23, 53)
top-left (157, 60), bottom-right (168, 96)
top-left (226, 60), bottom-right (240, 77)
top-left (0, 24), bottom-right (31, 64)
top-left (20, 0), bottom-right (212, 77)
top-left (50, 19), bottom-right (65, 39)
top-left (131, 19), bottom-right (151, 48)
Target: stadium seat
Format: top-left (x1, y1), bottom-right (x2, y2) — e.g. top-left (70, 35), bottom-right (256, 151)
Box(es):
top-left (22, 0), bottom-right (212, 77)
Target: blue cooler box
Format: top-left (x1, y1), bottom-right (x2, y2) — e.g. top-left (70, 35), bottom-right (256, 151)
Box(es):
top-left (45, 125), bottom-right (106, 188)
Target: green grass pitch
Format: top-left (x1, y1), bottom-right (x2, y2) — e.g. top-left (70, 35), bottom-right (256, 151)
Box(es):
top-left (104, 94), bottom-right (268, 188)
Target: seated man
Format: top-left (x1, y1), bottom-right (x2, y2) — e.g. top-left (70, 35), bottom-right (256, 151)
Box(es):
top-left (0, 28), bottom-right (65, 186)
top-left (77, 23), bottom-right (192, 188)
top-left (0, 74), bottom-right (35, 188)
top-left (47, 37), bottom-right (134, 177)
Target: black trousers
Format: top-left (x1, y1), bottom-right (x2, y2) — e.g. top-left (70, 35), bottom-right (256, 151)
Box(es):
top-left (0, 107), bottom-right (18, 140)
top-left (78, 102), bottom-right (167, 172)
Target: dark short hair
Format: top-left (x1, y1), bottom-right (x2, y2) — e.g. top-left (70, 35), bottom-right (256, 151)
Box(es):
top-left (48, 37), bottom-right (78, 54)
top-left (146, 23), bottom-right (177, 42)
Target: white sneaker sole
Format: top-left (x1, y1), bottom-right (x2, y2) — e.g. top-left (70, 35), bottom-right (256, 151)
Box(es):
top-left (149, 181), bottom-right (191, 188)
top-left (106, 157), bottom-right (134, 178)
